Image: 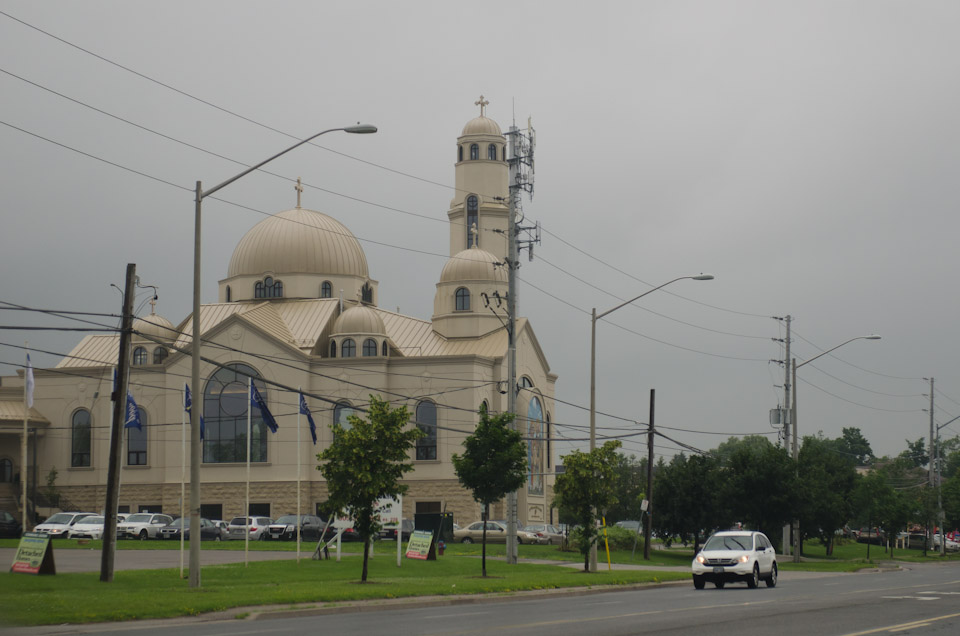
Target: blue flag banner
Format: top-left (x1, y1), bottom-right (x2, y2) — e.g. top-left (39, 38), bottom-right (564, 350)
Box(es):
top-left (299, 392), bottom-right (317, 445)
top-left (124, 390), bottom-right (142, 430)
top-left (184, 383), bottom-right (205, 440)
top-left (251, 384), bottom-right (279, 433)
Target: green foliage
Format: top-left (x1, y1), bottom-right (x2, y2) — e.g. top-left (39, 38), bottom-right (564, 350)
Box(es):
top-left (552, 440), bottom-right (622, 571)
top-left (798, 435), bottom-right (857, 553)
top-left (836, 427), bottom-right (874, 466)
top-left (317, 395), bottom-right (423, 582)
top-left (451, 404), bottom-right (525, 576)
top-left (720, 436), bottom-right (796, 541)
top-left (900, 438), bottom-right (928, 469)
top-left (652, 453), bottom-right (725, 553)
top-left (603, 452), bottom-right (647, 524)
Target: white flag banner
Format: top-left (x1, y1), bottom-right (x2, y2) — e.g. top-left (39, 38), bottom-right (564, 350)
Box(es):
top-left (25, 353), bottom-right (35, 408)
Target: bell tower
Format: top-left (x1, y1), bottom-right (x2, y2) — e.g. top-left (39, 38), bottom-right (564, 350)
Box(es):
top-left (448, 96), bottom-right (510, 262)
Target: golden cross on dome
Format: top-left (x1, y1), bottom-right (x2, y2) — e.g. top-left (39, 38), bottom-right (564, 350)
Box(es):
top-left (294, 177), bottom-right (303, 208)
top-left (475, 95), bottom-right (489, 117)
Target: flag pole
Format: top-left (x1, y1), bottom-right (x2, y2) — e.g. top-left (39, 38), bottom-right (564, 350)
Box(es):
top-left (180, 388), bottom-right (186, 579)
top-left (245, 376), bottom-right (251, 567)
top-left (297, 387), bottom-right (302, 563)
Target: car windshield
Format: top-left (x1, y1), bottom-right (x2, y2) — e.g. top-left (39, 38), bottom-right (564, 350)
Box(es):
top-left (80, 516), bottom-right (104, 525)
top-left (274, 516), bottom-right (298, 524)
top-left (126, 514), bottom-right (153, 522)
top-left (44, 513), bottom-right (74, 525)
top-left (166, 518), bottom-right (185, 528)
top-left (704, 534), bottom-right (753, 551)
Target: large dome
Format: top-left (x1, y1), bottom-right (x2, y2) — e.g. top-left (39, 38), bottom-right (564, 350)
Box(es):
top-left (227, 208), bottom-right (368, 279)
top-left (461, 116), bottom-right (502, 136)
top-left (133, 312), bottom-right (176, 341)
top-left (440, 246), bottom-right (506, 283)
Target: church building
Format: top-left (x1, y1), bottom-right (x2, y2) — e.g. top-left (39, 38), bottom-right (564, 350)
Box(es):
top-left (0, 101), bottom-right (558, 528)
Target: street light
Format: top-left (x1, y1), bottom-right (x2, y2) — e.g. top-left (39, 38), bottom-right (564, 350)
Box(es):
top-left (791, 334), bottom-right (880, 563)
top-left (189, 124), bottom-right (376, 587)
top-left (587, 273), bottom-right (714, 570)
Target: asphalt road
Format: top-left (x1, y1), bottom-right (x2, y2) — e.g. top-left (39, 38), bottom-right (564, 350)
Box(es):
top-left (4, 555), bottom-right (960, 636)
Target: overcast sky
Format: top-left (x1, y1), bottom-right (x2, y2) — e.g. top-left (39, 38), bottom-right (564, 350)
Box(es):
top-left (2, 1), bottom-right (958, 463)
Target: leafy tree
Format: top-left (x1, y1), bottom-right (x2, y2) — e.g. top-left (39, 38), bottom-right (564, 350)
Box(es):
top-left (451, 405), bottom-right (525, 577)
top-left (798, 435), bottom-right (856, 555)
top-left (317, 395), bottom-right (423, 582)
top-left (834, 427), bottom-right (874, 466)
top-left (900, 438), bottom-right (929, 469)
top-left (552, 440), bottom-right (622, 571)
top-left (653, 453), bottom-right (725, 553)
top-left (721, 436), bottom-right (796, 541)
top-left (604, 452), bottom-right (647, 524)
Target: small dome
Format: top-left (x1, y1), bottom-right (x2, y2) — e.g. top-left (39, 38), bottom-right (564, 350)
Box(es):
top-left (227, 208), bottom-right (368, 279)
top-left (332, 305), bottom-right (386, 336)
top-left (133, 312), bottom-right (176, 341)
top-left (461, 116), bottom-right (502, 137)
top-left (440, 247), bottom-right (506, 283)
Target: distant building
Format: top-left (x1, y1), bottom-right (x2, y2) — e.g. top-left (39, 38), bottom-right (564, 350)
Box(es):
top-left (0, 101), bottom-right (557, 527)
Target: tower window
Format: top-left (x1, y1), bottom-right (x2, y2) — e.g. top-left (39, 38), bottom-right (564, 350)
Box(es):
top-left (503, 146), bottom-right (506, 161)
top-left (153, 347), bottom-right (167, 365)
top-left (382, 341), bottom-right (388, 357)
top-left (256, 277), bottom-right (283, 299)
top-left (329, 340), bottom-right (337, 358)
top-left (341, 338), bottom-right (356, 358)
top-left (455, 287), bottom-right (470, 311)
top-left (361, 283), bottom-right (373, 304)
top-left (470, 143), bottom-right (479, 160)
top-left (127, 408), bottom-right (147, 465)
top-left (363, 338), bottom-right (377, 357)
top-left (467, 195), bottom-right (478, 248)
top-left (132, 347), bottom-right (148, 366)
top-left (458, 145), bottom-right (463, 162)
top-left (415, 401), bottom-right (437, 460)
top-left (488, 144), bottom-right (497, 160)
top-left (226, 285), bottom-right (231, 302)
top-left (71, 409), bottom-right (91, 467)
top-left (321, 281), bottom-right (332, 298)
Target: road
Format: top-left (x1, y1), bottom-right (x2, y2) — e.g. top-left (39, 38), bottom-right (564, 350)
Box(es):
top-left (5, 560), bottom-right (960, 636)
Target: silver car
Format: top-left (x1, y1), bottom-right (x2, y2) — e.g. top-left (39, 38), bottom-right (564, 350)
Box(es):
top-left (227, 516), bottom-right (273, 541)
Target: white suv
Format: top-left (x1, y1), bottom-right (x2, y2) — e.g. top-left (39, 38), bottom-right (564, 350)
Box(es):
top-left (691, 530), bottom-right (777, 589)
top-left (117, 513), bottom-right (174, 540)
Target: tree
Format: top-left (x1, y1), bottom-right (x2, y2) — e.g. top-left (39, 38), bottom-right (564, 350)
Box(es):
top-left (552, 440), bottom-right (622, 572)
top-left (451, 405), bottom-right (526, 577)
top-left (604, 452), bottom-right (647, 524)
top-left (653, 453), bottom-right (725, 553)
top-left (721, 437), bottom-right (796, 542)
top-left (900, 438), bottom-right (928, 469)
top-left (834, 427), bottom-right (874, 466)
top-left (798, 435), bottom-right (857, 555)
top-left (317, 395), bottom-right (423, 582)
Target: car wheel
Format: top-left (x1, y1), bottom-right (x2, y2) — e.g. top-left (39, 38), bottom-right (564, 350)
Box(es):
top-left (518, 538), bottom-right (523, 545)
top-left (258, 532), bottom-right (266, 541)
top-left (693, 575), bottom-right (705, 590)
top-left (766, 562), bottom-right (777, 588)
top-left (462, 537), bottom-right (474, 544)
top-left (747, 564), bottom-right (759, 589)
top-left (714, 581), bottom-right (725, 589)
top-left (139, 529), bottom-right (148, 541)
top-left (215, 534), bottom-right (222, 542)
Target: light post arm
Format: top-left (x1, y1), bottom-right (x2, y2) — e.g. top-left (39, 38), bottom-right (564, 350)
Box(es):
top-left (795, 335), bottom-right (881, 370)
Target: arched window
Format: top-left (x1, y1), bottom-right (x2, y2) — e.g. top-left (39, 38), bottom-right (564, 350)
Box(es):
top-left (0, 458), bottom-right (13, 482)
top-left (256, 277), bottom-right (283, 298)
top-left (488, 144), bottom-right (497, 160)
top-left (521, 376), bottom-right (534, 389)
top-left (503, 146), bottom-right (507, 161)
top-left (226, 286), bottom-right (231, 302)
top-left (321, 281), bottom-right (332, 298)
top-left (466, 195), bottom-right (479, 248)
top-left (153, 347), bottom-right (168, 365)
top-left (480, 399), bottom-right (489, 412)
top-left (458, 145), bottom-right (463, 162)
top-left (455, 287), bottom-right (470, 311)
top-left (382, 341), bottom-right (388, 357)
top-left (71, 409), bottom-right (91, 467)
top-left (274, 280), bottom-right (283, 297)
top-left (527, 396), bottom-right (544, 495)
top-left (329, 340), bottom-right (337, 358)
top-left (202, 363), bottom-right (269, 463)
top-left (341, 338), bottom-right (356, 358)
top-left (255, 281), bottom-right (264, 298)
top-left (470, 143), bottom-right (479, 160)
top-left (362, 338), bottom-right (377, 357)
top-left (334, 401), bottom-right (355, 434)
top-left (127, 408), bottom-right (147, 465)
top-left (361, 283), bottom-right (373, 303)
top-left (416, 401), bottom-right (437, 460)
top-left (132, 347), bottom-right (148, 366)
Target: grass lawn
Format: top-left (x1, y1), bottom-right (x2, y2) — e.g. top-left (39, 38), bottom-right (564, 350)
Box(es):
top-left (0, 554), bottom-right (688, 627)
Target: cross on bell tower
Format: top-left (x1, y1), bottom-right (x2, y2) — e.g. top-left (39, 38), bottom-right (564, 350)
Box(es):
top-left (475, 95), bottom-right (489, 117)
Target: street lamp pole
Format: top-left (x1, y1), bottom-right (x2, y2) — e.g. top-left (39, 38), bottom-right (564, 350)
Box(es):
top-left (931, 412), bottom-right (958, 557)
top-left (587, 274), bottom-right (713, 570)
top-left (189, 124), bottom-right (376, 587)
top-left (791, 334), bottom-right (880, 563)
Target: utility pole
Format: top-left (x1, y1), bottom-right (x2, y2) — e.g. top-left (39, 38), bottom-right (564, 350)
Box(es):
top-left (775, 315), bottom-right (792, 556)
top-left (101, 263), bottom-right (136, 582)
top-left (644, 389), bottom-right (654, 560)
top-left (928, 377), bottom-right (936, 554)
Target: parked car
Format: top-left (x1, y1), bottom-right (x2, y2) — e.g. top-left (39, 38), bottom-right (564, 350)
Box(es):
top-left (691, 530), bottom-right (778, 589)
top-left (227, 516), bottom-right (273, 541)
top-left (159, 517), bottom-right (222, 541)
top-left (614, 520), bottom-right (642, 533)
top-left (210, 519), bottom-right (230, 540)
top-left (117, 513), bottom-right (174, 540)
top-left (0, 510), bottom-right (23, 538)
top-left (267, 514), bottom-right (327, 541)
top-left (67, 515), bottom-right (106, 540)
top-left (380, 519), bottom-right (414, 541)
top-left (453, 520), bottom-right (540, 544)
top-left (856, 527), bottom-right (886, 545)
top-left (34, 512), bottom-right (97, 539)
top-left (523, 523), bottom-right (564, 545)
top-left (933, 533), bottom-right (960, 552)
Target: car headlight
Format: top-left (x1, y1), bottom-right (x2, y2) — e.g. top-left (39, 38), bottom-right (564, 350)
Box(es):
top-left (696, 554), bottom-right (705, 563)
top-left (738, 555), bottom-right (750, 563)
